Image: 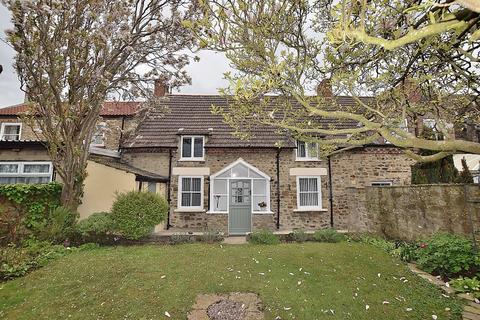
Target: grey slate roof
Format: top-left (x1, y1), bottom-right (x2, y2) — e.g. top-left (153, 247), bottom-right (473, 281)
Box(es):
top-left (123, 94), bottom-right (371, 149)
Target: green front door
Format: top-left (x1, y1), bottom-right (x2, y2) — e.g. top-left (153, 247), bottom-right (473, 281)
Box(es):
top-left (229, 180), bottom-right (252, 235)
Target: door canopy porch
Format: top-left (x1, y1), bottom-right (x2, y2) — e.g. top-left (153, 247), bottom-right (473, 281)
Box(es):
top-left (210, 158), bottom-right (271, 213)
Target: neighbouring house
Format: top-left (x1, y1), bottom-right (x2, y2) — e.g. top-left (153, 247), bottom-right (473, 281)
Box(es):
top-left (0, 102), bottom-right (167, 224)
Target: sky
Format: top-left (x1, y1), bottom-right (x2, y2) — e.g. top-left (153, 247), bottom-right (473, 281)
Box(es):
top-left (0, 4), bottom-right (231, 107)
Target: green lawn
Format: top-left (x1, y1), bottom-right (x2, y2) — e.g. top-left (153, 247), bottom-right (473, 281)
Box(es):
top-left (0, 242), bottom-right (463, 319)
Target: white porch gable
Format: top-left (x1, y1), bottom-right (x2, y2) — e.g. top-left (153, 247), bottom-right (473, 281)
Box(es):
top-left (209, 158), bottom-right (271, 213)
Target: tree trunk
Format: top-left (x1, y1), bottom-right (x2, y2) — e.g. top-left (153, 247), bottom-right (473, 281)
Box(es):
top-left (59, 165), bottom-right (86, 211)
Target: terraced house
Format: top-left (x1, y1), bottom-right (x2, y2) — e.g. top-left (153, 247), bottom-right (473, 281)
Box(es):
top-left (0, 81), bottom-right (430, 234)
top-left (120, 81), bottom-right (414, 234)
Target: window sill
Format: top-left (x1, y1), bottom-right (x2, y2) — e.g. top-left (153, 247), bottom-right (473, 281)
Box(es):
top-left (206, 211), bottom-right (228, 214)
top-left (295, 158), bottom-right (321, 162)
top-left (293, 208), bottom-right (328, 212)
top-left (179, 158), bottom-right (205, 162)
top-left (253, 211), bottom-right (274, 214)
top-left (174, 208), bottom-right (206, 213)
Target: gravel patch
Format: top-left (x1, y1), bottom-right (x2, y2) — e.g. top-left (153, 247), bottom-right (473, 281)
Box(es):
top-left (206, 299), bottom-right (248, 320)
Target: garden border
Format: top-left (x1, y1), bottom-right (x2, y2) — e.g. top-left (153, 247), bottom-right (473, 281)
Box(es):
top-left (408, 263), bottom-right (480, 320)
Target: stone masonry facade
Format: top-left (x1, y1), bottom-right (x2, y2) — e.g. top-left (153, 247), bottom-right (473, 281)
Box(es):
top-left (0, 115), bottom-right (136, 151)
top-left (122, 144), bottom-right (413, 233)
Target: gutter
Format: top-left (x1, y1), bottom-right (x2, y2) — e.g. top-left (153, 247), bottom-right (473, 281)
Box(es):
top-left (327, 155), bottom-right (334, 228)
top-left (276, 148), bottom-right (281, 229)
top-left (166, 148), bottom-right (173, 229)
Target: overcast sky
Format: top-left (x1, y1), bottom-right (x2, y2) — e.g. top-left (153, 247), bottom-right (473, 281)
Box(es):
top-left (0, 4), bottom-right (231, 107)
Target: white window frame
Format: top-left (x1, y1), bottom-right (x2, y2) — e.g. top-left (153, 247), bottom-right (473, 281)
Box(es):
top-left (0, 123), bottom-right (22, 141)
top-left (178, 176), bottom-right (204, 210)
top-left (296, 176), bottom-right (323, 211)
top-left (208, 158), bottom-right (271, 214)
top-left (91, 122), bottom-right (106, 147)
top-left (180, 136), bottom-right (205, 161)
top-left (295, 140), bottom-right (319, 161)
top-left (0, 161), bottom-right (53, 184)
top-left (371, 181), bottom-right (393, 187)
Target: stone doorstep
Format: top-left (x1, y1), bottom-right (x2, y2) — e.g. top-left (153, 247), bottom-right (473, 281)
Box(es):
top-left (222, 237), bottom-right (248, 245)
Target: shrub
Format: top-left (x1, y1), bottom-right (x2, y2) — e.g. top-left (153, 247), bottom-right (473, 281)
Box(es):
top-left (0, 244), bottom-right (31, 280)
top-left (111, 191), bottom-right (168, 240)
top-left (37, 206), bottom-right (78, 243)
top-left (0, 240), bottom-right (71, 280)
top-left (450, 277), bottom-right (480, 298)
top-left (398, 242), bottom-right (419, 262)
top-left (0, 182), bottom-right (62, 244)
top-left (248, 229), bottom-right (280, 245)
top-left (416, 233), bottom-right (478, 278)
top-left (313, 228), bottom-right (345, 243)
top-left (290, 229), bottom-right (309, 243)
top-left (76, 212), bottom-right (113, 237)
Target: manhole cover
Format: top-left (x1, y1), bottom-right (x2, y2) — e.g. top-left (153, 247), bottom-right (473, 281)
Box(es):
top-left (206, 299), bottom-right (247, 320)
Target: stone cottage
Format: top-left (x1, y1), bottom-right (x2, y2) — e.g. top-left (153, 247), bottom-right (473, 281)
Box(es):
top-left (120, 83), bottom-right (414, 234)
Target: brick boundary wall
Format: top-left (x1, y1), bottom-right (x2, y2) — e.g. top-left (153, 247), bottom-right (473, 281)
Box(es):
top-left (345, 184), bottom-right (480, 241)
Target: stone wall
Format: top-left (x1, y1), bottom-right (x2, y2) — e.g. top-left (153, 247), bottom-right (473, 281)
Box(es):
top-left (330, 147), bottom-right (414, 229)
top-left (348, 184), bottom-right (480, 241)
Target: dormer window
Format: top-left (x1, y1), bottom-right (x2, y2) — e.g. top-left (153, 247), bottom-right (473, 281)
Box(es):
top-left (181, 136), bottom-right (204, 160)
top-left (0, 123), bottom-right (22, 141)
top-left (296, 140), bottom-right (319, 161)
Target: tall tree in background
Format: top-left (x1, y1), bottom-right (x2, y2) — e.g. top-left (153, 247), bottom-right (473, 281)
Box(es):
top-left (457, 157), bottom-right (474, 183)
top-left (2, 0), bottom-right (198, 209)
top-left (188, 0), bottom-right (480, 161)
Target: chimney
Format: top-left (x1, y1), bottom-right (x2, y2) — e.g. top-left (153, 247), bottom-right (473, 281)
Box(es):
top-left (317, 79), bottom-right (332, 97)
top-left (154, 80), bottom-right (169, 97)
top-left (401, 78), bottom-right (421, 103)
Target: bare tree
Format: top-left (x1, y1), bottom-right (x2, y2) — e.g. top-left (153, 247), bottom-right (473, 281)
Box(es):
top-left (187, 0), bottom-right (480, 161)
top-left (3, 0), bottom-right (199, 209)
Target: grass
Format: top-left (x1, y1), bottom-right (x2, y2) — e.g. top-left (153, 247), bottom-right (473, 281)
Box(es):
top-left (0, 242), bottom-right (463, 319)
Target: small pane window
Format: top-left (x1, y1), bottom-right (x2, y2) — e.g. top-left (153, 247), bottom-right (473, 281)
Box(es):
top-left (297, 177), bottom-right (321, 209)
top-left (180, 177), bottom-right (203, 208)
top-left (0, 164), bottom-right (19, 173)
top-left (91, 123), bottom-right (106, 146)
top-left (193, 137), bottom-right (203, 157)
top-left (0, 162), bottom-right (52, 185)
top-left (148, 182), bottom-right (156, 193)
top-left (181, 136), bottom-right (204, 160)
top-left (296, 140), bottom-right (319, 160)
top-left (182, 137), bottom-right (192, 158)
top-left (371, 181), bottom-right (393, 187)
top-left (23, 164), bottom-right (50, 173)
top-left (1, 124), bottom-right (21, 141)
top-left (297, 141), bottom-right (306, 158)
